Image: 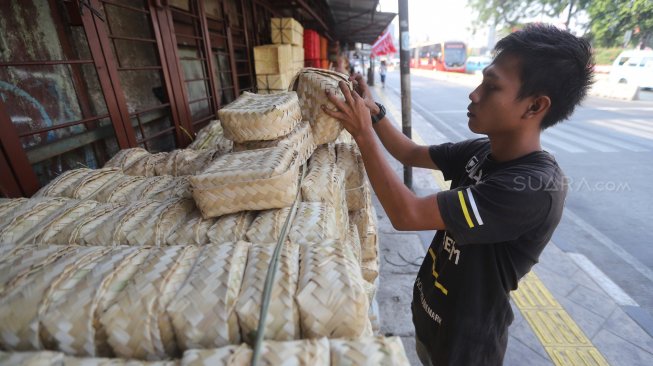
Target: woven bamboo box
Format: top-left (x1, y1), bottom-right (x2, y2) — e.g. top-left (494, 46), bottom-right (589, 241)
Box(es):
top-left (271, 17), bottom-right (303, 46)
top-left (300, 159), bottom-right (349, 242)
top-left (244, 202), bottom-right (339, 245)
top-left (0, 198), bottom-right (28, 220)
top-left (102, 246), bottom-right (201, 360)
top-left (168, 242), bottom-right (250, 350)
top-left (236, 242), bottom-right (300, 343)
top-left (179, 337), bottom-right (410, 366)
top-left (336, 143), bottom-right (367, 211)
top-left (39, 246), bottom-right (145, 357)
top-left (166, 211), bottom-right (216, 246)
top-left (190, 145), bottom-right (301, 218)
top-left (103, 148), bottom-right (150, 170)
top-left (257, 89), bottom-right (286, 95)
top-left (182, 338), bottom-right (329, 365)
top-left (232, 120), bottom-right (315, 167)
top-left (256, 72), bottom-right (293, 94)
top-left (217, 91), bottom-right (301, 143)
top-left (329, 336), bottom-right (411, 366)
top-left (296, 239), bottom-right (370, 339)
top-left (187, 120), bottom-right (233, 153)
top-left (254, 44), bottom-right (292, 75)
top-left (361, 257), bottom-right (379, 283)
top-left (206, 211), bottom-right (256, 244)
top-left (292, 45), bottom-right (304, 62)
top-left (289, 68), bottom-right (352, 145)
top-left (0, 197), bottom-right (70, 244)
top-left (0, 246), bottom-right (103, 351)
top-left (32, 169), bottom-right (91, 198)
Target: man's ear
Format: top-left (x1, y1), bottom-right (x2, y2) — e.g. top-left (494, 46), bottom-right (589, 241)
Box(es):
top-left (523, 96), bottom-right (551, 119)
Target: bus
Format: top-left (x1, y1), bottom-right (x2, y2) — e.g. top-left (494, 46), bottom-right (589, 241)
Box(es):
top-left (410, 41), bottom-right (467, 73)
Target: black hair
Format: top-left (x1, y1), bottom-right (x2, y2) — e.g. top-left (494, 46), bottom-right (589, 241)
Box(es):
top-left (494, 24), bottom-right (594, 129)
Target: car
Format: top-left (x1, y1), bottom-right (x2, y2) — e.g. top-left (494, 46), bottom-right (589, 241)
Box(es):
top-left (465, 56), bottom-right (492, 74)
top-left (608, 50), bottom-right (653, 90)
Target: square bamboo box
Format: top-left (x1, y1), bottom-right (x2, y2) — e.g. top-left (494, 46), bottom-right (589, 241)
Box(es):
top-left (257, 72), bottom-right (293, 92)
top-left (254, 44), bottom-right (292, 75)
top-left (271, 17), bottom-right (303, 46)
top-left (292, 45), bottom-right (304, 62)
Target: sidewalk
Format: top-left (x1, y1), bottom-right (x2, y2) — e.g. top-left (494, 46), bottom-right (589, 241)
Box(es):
top-left (369, 84), bottom-right (653, 366)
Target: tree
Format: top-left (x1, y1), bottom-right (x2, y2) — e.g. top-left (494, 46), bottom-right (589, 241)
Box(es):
top-left (587, 0), bottom-right (653, 49)
top-left (467, 0), bottom-right (589, 31)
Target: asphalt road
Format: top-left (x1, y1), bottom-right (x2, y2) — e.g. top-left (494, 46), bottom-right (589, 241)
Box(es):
top-left (379, 69), bottom-right (653, 319)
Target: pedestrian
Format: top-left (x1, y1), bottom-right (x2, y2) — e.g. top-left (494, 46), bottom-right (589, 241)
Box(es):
top-left (379, 60), bottom-right (387, 88)
top-left (322, 24), bottom-right (593, 366)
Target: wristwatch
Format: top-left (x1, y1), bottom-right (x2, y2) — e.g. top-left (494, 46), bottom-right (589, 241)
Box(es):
top-left (371, 102), bottom-right (386, 124)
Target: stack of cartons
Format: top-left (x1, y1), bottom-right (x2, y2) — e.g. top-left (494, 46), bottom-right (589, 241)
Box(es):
top-left (304, 29), bottom-right (321, 68)
top-left (255, 18), bottom-right (304, 94)
top-left (254, 44), bottom-right (292, 94)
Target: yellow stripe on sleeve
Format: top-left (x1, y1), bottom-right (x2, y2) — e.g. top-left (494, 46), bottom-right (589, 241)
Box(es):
top-left (457, 190), bottom-right (475, 228)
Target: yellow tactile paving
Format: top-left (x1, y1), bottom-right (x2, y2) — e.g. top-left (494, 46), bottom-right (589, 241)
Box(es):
top-left (514, 272), bottom-right (609, 365)
top-left (375, 89), bottom-right (610, 366)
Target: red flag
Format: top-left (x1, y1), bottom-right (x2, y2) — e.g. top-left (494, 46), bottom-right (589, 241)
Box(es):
top-left (371, 32), bottom-right (397, 56)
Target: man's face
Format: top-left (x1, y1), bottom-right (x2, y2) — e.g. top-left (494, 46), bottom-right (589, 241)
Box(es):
top-left (466, 54), bottom-right (533, 135)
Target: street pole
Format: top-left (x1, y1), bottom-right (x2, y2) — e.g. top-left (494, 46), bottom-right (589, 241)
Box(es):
top-left (398, 0), bottom-right (412, 189)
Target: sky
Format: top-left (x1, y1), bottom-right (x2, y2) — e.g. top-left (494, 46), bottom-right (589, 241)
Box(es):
top-left (376, 0), bottom-right (587, 49)
top-left (378, 0), bottom-right (481, 46)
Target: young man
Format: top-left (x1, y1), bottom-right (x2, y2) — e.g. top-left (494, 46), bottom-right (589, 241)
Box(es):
top-left (323, 24), bottom-right (593, 365)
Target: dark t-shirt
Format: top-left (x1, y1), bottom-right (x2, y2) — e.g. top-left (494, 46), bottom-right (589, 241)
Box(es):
top-left (412, 138), bottom-right (567, 366)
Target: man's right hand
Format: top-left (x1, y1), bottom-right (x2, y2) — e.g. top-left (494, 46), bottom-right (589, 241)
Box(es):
top-left (349, 73), bottom-right (380, 115)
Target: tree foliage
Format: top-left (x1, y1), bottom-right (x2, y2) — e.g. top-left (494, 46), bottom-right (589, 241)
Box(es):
top-left (467, 0), bottom-right (589, 31)
top-left (587, 0), bottom-right (653, 48)
top-left (467, 0), bottom-right (653, 49)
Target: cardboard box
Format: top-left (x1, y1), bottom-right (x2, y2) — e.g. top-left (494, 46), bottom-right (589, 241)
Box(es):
top-left (256, 72), bottom-right (293, 91)
top-left (271, 18), bottom-right (303, 46)
top-left (254, 44), bottom-right (292, 75)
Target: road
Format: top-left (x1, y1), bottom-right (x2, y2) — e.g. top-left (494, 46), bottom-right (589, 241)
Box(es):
top-left (378, 69), bottom-right (653, 321)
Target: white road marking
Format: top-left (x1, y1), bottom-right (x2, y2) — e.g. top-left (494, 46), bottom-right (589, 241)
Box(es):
top-left (567, 252), bottom-right (639, 307)
top-left (563, 208), bottom-right (653, 284)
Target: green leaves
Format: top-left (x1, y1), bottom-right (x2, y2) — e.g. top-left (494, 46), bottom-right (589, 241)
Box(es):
top-left (588, 0), bottom-right (653, 48)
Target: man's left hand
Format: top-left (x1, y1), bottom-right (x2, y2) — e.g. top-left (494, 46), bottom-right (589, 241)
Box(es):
top-left (322, 81), bottom-right (373, 141)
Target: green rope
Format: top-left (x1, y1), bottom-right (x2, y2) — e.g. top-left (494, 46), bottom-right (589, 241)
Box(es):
top-left (250, 163), bottom-right (306, 366)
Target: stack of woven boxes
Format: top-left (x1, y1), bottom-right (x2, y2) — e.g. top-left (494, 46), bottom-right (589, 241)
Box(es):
top-left (0, 70), bottom-right (398, 364)
top-left (254, 17), bottom-right (304, 94)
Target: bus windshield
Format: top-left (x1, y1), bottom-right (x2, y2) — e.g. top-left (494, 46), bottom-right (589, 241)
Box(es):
top-left (444, 46), bottom-right (466, 65)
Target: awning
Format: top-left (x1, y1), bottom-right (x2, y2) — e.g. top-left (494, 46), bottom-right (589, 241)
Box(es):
top-left (326, 0), bottom-right (396, 45)
top-left (270, 0), bottom-right (396, 45)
